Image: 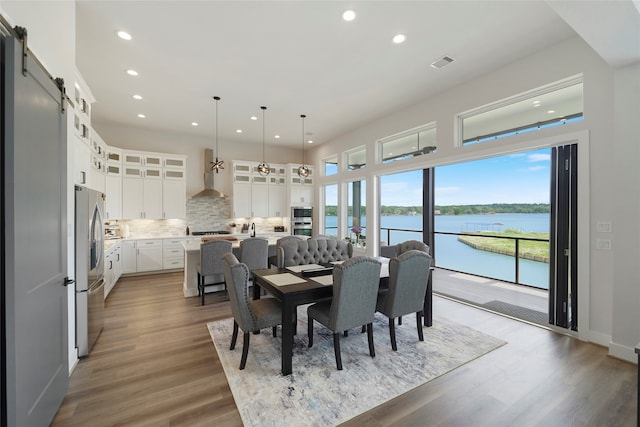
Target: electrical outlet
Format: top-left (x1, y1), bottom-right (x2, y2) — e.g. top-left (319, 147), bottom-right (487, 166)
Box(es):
top-left (596, 239), bottom-right (612, 250)
top-left (596, 221), bottom-right (612, 233)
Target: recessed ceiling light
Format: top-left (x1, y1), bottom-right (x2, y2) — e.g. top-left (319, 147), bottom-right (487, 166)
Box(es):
top-left (126, 69), bottom-right (138, 76)
top-left (137, 114), bottom-right (145, 118)
top-left (274, 135), bottom-right (280, 139)
top-left (547, 110), bottom-right (556, 114)
top-left (132, 94), bottom-right (142, 100)
top-left (250, 116), bottom-right (257, 121)
top-left (116, 31), bottom-right (132, 41)
top-left (532, 100), bottom-right (541, 106)
top-left (392, 34), bottom-right (406, 44)
top-left (342, 10), bottom-right (356, 21)
top-left (191, 122), bottom-right (198, 126)
top-left (236, 129), bottom-right (242, 133)
top-left (307, 140), bottom-right (313, 144)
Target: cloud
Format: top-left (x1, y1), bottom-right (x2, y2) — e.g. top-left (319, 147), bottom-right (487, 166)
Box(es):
top-left (528, 165), bottom-right (546, 171)
top-left (528, 153), bottom-right (551, 162)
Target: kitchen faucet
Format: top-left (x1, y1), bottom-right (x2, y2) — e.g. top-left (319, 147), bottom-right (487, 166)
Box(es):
top-left (250, 222), bottom-right (256, 237)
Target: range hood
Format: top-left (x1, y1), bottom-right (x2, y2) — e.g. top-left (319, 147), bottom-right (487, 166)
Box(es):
top-left (192, 149), bottom-right (226, 198)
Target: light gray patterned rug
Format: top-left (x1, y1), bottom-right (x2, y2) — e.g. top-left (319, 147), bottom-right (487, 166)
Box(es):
top-left (208, 308), bottom-right (505, 427)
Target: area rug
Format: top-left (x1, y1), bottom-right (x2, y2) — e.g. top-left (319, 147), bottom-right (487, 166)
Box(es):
top-left (208, 308), bottom-right (506, 426)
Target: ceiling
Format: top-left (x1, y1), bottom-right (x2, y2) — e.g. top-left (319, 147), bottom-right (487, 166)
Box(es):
top-left (75, 1), bottom-right (638, 150)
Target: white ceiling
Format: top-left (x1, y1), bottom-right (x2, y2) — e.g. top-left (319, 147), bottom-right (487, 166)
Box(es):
top-left (75, 1), bottom-right (637, 150)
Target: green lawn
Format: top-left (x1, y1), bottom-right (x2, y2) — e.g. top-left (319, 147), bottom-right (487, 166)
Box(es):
top-left (457, 228), bottom-right (550, 263)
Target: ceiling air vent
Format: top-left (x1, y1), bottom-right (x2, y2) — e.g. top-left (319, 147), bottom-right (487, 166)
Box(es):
top-left (431, 56), bottom-right (455, 69)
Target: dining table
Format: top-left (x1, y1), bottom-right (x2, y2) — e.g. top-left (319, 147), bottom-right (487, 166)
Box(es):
top-left (252, 258), bottom-right (433, 376)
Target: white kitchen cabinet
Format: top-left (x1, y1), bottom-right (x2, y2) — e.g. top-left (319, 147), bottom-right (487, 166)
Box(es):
top-left (163, 238), bottom-right (186, 269)
top-left (113, 244), bottom-right (122, 283)
top-left (121, 168), bottom-right (163, 219)
top-left (74, 137), bottom-right (91, 186)
top-left (136, 239), bottom-right (163, 272)
top-left (287, 164), bottom-right (314, 206)
top-left (251, 175), bottom-right (269, 217)
top-left (104, 243), bottom-right (122, 298)
top-left (162, 169), bottom-right (186, 219)
top-left (104, 249), bottom-right (114, 297)
top-left (164, 155), bottom-right (186, 168)
top-left (268, 176), bottom-right (287, 217)
top-left (233, 183), bottom-right (252, 218)
top-left (143, 170), bottom-right (163, 219)
top-left (122, 177), bottom-right (144, 219)
top-left (121, 240), bottom-right (137, 274)
top-left (105, 174), bottom-right (122, 220)
top-left (290, 182), bottom-right (314, 205)
top-left (121, 239), bottom-right (163, 273)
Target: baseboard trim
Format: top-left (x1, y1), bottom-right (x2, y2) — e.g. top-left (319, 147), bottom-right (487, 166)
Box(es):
top-left (609, 341), bottom-right (638, 364)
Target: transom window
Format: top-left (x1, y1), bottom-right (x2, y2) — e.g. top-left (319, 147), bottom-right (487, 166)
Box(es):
top-left (380, 123), bottom-right (437, 164)
top-left (459, 77), bottom-right (583, 146)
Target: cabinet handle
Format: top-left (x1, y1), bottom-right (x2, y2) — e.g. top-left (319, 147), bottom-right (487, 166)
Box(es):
top-left (109, 261), bottom-right (113, 270)
top-left (81, 171), bottom-right (86, 184)
top-left (117, 253), bottom-right (120, 261)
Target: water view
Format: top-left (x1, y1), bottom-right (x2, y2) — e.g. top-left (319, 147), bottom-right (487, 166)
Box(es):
top-left (325, 213), bottom-right (550, 289)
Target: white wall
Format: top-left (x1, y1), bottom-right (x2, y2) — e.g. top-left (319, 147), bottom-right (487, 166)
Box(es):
top-left (310, 36), bottom-right (631, 358)
top-left (92, 121), bottom-right (302, 197)
top-left (610, 62), bottom-right (640, 361)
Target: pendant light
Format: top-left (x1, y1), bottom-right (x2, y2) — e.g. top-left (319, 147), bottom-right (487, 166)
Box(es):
top-left (257, 106), bottom-right (270, 176)
top-left (210, 96), bottom-right (224, 173)
top-left (297, 114), bottom-right (309, 178)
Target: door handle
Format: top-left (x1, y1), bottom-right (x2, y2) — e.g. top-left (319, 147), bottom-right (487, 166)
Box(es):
top-left (63, 277), bottom-right (75, 287)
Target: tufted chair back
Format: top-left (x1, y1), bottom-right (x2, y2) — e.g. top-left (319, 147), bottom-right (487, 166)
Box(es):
top-left (397, 239), bottom-right (429, 255)
top-left (278, 238), bottom-right (353, 268)
top-left (222, 253), bottom-right (257, 332)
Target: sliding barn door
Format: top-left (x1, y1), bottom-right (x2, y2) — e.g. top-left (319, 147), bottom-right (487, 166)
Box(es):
top-left (548, 144), bottom-right (578, 330)
top-left (2, 32), bottom-right (69, 425)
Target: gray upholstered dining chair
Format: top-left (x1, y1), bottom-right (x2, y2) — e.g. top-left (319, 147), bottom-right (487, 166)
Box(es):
top-left (239, 237), bottom-right (269, 279)
top-left (268, 235), bottom-right (301, 267)
top-left (223, 253), bottom-right (282, 370)
top-left (398, 239), bottom-right (429, 255)
top-left (307, 256), bottom-right (382, 370)
top-left (376, 250), bottom-right (432, 351)
top-left (397, 239), bottom-right (433, 324)
top-left (197, 240), bottom-right (232, 305)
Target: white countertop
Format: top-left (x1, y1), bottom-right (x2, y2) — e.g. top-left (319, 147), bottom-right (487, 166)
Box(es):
top-left (182, 236), bottom-right (282, 252)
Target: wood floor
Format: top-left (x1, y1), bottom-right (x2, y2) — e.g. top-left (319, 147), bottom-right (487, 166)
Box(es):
top-left (52, 272), bottom-right (637, 426)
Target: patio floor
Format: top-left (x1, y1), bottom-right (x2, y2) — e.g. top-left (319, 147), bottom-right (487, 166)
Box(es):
top-left (432, 267), bottom-right (549, 325)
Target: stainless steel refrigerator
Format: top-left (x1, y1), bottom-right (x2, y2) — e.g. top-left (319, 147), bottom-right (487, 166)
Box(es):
top-left (75, 185), bottom-right (106, 357)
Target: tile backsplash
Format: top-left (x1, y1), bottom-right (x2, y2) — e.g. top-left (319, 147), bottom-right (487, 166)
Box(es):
top-left (111, 195), bottom-right (287, 237)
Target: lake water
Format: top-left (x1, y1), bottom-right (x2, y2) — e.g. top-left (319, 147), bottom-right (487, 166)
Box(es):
top-left (325, 213), bottom-right (550, 289)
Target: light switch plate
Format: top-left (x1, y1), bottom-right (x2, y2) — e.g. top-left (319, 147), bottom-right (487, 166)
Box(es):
top-left (596, 221), bottom-right (612, 233)
top-left (596, 239), bottom-right (612, 250)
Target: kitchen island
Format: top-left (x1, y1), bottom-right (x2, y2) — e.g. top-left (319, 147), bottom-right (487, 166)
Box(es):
top-left (181, 236), bottom-right (283, 298)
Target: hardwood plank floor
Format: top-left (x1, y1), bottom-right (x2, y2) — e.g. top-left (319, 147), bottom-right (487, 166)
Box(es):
top-left (52, 272), bottom-right (637, 426)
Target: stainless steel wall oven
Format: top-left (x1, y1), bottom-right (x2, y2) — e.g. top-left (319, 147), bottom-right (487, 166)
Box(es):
top-left (291, 206), bottom-right (312, 237)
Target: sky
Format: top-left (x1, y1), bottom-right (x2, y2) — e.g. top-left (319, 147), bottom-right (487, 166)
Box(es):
top-left (323, 147), bottom-right (552, 207)
top-left (380, 148), bottom-right (551, 206)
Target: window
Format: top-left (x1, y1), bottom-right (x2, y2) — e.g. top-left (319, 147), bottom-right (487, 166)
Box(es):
top-left (346, 146), bottom-right (366, 171)
top-left (380, 124), bottom-right (437, 164)
top-left (323, 184), bottom-right (338, 237)
top-left (459, 78), bottom-right (583, 146)
top-left (347, 180), bottom-right (366, 245)
top-left (323, 155), bottom-right (338, 176)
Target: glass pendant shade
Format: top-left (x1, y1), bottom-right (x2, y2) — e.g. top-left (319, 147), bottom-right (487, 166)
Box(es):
top-left (297, 114), bottom-right (308, 178)
top-left (258, 106), bottom-right (270, 176)
top-left (210, 96), bottom-right (224, 173)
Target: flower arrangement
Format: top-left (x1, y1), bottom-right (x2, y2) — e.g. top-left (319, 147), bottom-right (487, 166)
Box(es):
top-left (351, 226), bottom-right (362, 234)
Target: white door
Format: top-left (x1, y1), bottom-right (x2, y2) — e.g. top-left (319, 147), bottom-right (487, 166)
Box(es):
top-left (3, 35), bottom-right (69, 426)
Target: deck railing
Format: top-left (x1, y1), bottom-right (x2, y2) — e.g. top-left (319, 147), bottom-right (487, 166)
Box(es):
top-left (381, 227), bottom-right (549, 288)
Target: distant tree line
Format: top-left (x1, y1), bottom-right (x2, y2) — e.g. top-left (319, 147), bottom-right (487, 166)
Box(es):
top-left (324, 203), bottom-right (549, 216)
